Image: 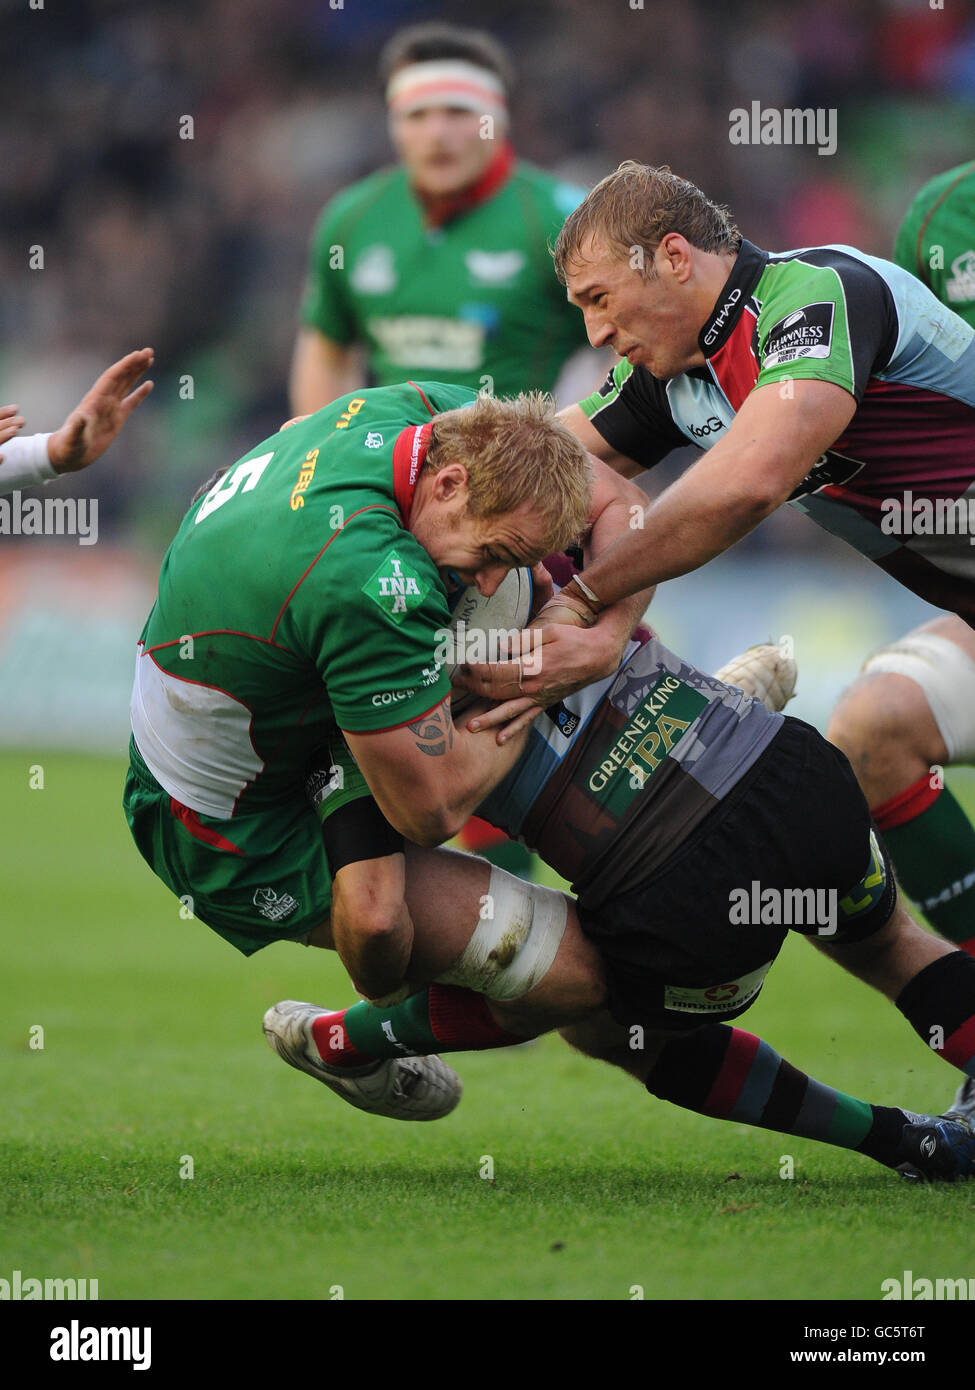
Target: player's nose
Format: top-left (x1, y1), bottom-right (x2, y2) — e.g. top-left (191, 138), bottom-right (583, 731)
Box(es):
top-left (475, 566), bottom-right (506, 597)
top-left (585, 308), bottom-right (614, 350)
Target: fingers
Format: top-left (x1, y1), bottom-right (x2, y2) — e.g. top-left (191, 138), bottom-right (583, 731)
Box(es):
top-left (0, 408), bottom-right (24, 448)
top-left (529, 561), bottom-right (554, 615)
top-left (94, 347), bottom-right (155, 403)
top-left (456, 658), bottom-right (538, 701)
top-left (118, 378), bottom-right (154, 418)
top-left (466, 695), bottom-right (539, 735)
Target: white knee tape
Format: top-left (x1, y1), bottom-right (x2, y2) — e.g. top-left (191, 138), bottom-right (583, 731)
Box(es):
top-left (861, 632), bottom-right (975, 763)
top-left (438, 866), bottom-right (568, 1001)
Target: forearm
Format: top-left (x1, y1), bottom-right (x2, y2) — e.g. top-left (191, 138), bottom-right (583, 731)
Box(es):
top-left (578, 457), bottom-right (779, 609)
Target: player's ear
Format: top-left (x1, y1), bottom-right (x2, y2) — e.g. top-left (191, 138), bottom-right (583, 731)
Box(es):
top-left (432, 462), bottom-right (469, 505)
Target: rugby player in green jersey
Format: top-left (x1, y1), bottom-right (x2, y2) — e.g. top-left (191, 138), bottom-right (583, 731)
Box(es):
top-left (123, 381), bottom-right (649, 1116)
top-left (290, 24), bottom-right (593, 414)
top-left (291, 22), bottom-right (600, 877)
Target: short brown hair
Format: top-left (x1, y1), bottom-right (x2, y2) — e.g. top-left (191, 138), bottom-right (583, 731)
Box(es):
top-left (378, 23), bottom-right (514, 94)
top-left (426, 393), bottom-right (592, 555)
top-left (553, 161), bottom-right (741, 282)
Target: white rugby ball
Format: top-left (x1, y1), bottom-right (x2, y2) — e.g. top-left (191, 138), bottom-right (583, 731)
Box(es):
top-left (446, 567), bottom-right (533, 709)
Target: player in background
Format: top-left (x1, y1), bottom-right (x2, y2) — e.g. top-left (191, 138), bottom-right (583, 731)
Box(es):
top-left (0, 348), bottom-right (154, 496)
top-left (265, 623), bottom-right (975, 1182)
top-left (290, 23), bottom-right (597, 414)
top-left (289, 21), bottom-right (604, 880)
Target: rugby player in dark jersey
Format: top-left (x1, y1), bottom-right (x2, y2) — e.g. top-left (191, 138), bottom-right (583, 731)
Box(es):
top-left (452, 161), bottom-right (975, 1120)
top-left (264, 600), bottom-right (975, 1182)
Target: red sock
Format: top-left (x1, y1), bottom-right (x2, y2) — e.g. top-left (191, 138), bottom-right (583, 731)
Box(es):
top-left (427, 983), bottom-right (525, 1050)
top-left (310, 1009), bottom-right (373, 1068)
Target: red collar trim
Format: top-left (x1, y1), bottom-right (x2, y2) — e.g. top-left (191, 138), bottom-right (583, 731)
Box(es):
top-left (416, 142), bottom-right (515, 229)
top-left (392, 421), bottom-right (434, 524)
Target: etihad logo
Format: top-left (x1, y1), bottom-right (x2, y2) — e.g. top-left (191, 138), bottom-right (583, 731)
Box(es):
top-left (703, 287), bottom-right (742, 346)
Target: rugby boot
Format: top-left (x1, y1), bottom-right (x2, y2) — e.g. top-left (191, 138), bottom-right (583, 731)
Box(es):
top-left (263, 999), bottom-right (462, 1121)
top-left (894, 1111), bottom-right (975, 1181)
top-left (714, 643), bottom-right (797, 713)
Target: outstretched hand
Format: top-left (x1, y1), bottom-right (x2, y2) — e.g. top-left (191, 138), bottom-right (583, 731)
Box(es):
top-left (47, 347), bottom-right (155, 474)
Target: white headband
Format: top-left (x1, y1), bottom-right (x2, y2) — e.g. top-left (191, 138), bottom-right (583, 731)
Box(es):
top-left (386, 60), bottom-right (508, 120)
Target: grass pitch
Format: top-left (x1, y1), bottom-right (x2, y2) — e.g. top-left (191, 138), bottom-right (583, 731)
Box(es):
top-left (3, 750), bottom-right (975, 1303)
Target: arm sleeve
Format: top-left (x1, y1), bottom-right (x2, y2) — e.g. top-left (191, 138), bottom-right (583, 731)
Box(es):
top-left (298, 200), bottom-right (358, 345)
top-left (753, 256), bottom-right (897, 403)
top-left (291, 511), bottom-right (453, 732)
top-left (307, 735), bottom-right (403, 872)
top-left (577, 359), bottom-right (689, 469)
top-left (0, 433), bottom-right (55, 494)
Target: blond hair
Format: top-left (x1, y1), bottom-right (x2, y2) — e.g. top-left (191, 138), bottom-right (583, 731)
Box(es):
top-left (427, 392), bottom-right (592, 554)
top-left (553, 161), bottom-right (741, 282)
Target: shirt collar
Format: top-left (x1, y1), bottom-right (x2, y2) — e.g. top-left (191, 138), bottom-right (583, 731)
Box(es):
top-left (392, 421), bottom-right (434, 524)
top-left (413, 142), bottom-right (515, 229)
top-left (697, 239), bottom-right (769, 357)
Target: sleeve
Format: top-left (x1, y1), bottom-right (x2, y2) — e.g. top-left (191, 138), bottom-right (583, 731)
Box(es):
top-left (310, 736), bottom-right (404, 872)
top-left (291, 511), bottom-right (453, 733)
top-left (0, 433), bottom-right (56, 495)
top-left (298, 199), bottom-right (358, 345)
top-left (577, 359), bottom-right (689, 469)
top-left (753, 257), bottom-right (897, 404)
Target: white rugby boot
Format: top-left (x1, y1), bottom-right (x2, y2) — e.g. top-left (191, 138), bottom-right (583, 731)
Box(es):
top-left (713, 643), bottom-right (798, 713)
top-left (262, 1000), bottom-right (462, 1121)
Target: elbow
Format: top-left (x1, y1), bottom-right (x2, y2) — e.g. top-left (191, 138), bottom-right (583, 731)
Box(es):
top-left (392, 804), bottom-right (466, 847)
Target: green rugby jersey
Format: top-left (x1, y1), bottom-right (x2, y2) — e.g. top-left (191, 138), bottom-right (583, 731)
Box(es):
top-left (131, 381), bottom-right (475, 819)
top-left (299, 158), bottom-right (588, 396)
top-left (894, 160), bottom-right (975, 328)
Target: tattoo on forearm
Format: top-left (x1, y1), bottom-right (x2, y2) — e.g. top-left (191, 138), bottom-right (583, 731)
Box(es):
top-left (408, 699), bottom-right (454, 757)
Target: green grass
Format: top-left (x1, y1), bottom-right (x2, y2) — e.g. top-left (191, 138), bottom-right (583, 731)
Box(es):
top-left (3, 750), bottom-right (975, 1302)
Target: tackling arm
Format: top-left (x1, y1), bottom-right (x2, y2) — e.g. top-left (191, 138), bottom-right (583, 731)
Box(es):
top-left (344, 695), bottom-right (532, 848)
top-left (568, 379), bottom-right (857, 611)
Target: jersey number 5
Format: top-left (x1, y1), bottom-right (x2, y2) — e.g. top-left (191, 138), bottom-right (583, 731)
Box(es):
top-left (196, 452), bottom-right (274, 523)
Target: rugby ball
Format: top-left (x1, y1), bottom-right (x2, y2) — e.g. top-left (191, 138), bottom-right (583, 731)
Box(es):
top-left (445, 567), bottom-right (533, 710)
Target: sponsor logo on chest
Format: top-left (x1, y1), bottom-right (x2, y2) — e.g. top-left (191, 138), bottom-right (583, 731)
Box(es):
top-left (464, 249), bottom-right (526, 286)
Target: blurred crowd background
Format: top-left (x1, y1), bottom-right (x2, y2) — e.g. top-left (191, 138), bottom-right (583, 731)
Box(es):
top-left (0, 0), bottom-right (972, 745)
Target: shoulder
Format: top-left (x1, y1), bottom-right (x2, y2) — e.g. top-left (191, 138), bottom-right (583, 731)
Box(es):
top-left (311, 167), bottom-right (406, 236)
top-left (510, 160), bottom-right (588, 221)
